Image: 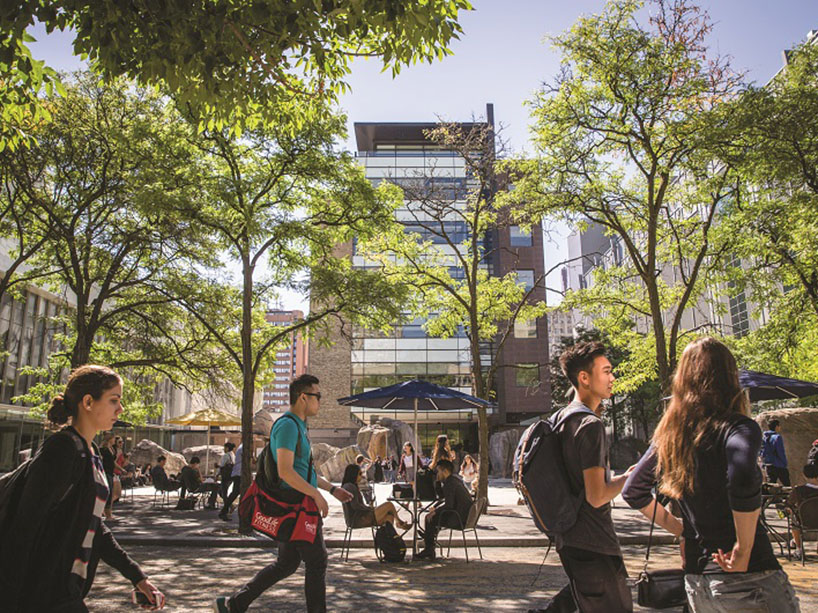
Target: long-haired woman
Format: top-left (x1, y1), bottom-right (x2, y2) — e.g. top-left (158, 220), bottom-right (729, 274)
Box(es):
top-left (460, 454), bottom-right (478, 489)
top-left (399, 442), bottom-right (417, 485)
top-left (622, 338), bottom-right (799, 612)
top-left (0, 365), bottom-right (165, 612)
top-left (340, 464), bottom-right (410, 530)
top-left (429, 434), bottom-right (454, 470)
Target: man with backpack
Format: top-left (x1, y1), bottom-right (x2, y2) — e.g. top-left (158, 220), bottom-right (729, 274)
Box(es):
top-left (535, 342), bottom-right (635, 613)
top-left (213, 374), bottom-right (352, 613)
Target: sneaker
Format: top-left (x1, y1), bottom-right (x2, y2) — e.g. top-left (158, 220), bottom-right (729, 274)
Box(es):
top-left (213, 597), bottom-right (230, 613)
top-left (414, 548), bottom-right (436, 561)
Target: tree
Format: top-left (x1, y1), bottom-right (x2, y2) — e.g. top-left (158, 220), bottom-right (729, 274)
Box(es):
top-left (172, 98), bottom-right (405, 533)
top-left (502, 0), bottom-right (742, 392)
top-left (1, 0), bottom-right (471, 147)
top-left (719, 38), bottom-right (818, 380)
top-left (3, 73), bottom-right (228, 421)
top-left (358, 121), bottom-right (550, 501)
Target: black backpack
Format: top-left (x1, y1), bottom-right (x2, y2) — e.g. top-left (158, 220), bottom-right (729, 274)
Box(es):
top-left (415, 467), bottom-right (437, 500)
top-left (512, 405), bottom-right (595, 537)
top-left (374, 522), bottom-right (407, 562)
top-left (0, 428), bottom-right (86, 534)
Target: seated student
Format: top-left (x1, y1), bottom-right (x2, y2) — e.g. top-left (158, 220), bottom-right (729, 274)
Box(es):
top-left (341, 464), bottom-right (410, 530)
top-left (179, 456), bottom-right (220, 509)
top-left (356, 454), bottom-right (374, 504)
top-left (117, 451), bottom-right (137, 488)
top-left (415, 459), bottom-right (474, 560)
top-left (150, 455), bottom-right (181, 492)
top-left (785, 440), bottom-right (818, 556)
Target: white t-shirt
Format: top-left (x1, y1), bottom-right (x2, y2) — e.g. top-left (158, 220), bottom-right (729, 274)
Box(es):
top-left (403, 454), bottom-right (414, 469)
top-left (219, 451), bottom-right (235, 468)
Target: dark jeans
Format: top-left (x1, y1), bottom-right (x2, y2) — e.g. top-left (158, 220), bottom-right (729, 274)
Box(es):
top-left (222, 476), bottom-right (241, 510)
top-left (765, 465), bottom-right (791, 486)
top-left (228, 528), bottom-right (327, 613)
top-left (422, 510), bottom-right (464, 551)
top-left (545, 546), bottom-right (632, 613)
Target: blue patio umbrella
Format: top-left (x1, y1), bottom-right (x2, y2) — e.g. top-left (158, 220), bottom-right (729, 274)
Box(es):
top-left (338, 379), bottom-right (491, 496)
top-left (739, 370), bottom-right (818, 402)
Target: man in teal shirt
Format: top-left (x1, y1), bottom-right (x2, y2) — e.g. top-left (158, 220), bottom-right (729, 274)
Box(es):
top-left (215, 374), bottom-right (352, 613)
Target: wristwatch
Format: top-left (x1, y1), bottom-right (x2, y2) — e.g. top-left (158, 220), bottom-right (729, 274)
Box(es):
top-left (330, 485), bottom-right (337, 495)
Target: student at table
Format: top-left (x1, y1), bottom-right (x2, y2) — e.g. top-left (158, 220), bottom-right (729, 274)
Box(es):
top-left (415, 459), bottom-right (473, 560)
top-left (341, 464), bottom-right (410, 530)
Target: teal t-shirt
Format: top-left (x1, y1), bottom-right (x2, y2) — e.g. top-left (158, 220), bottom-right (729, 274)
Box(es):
top-left (270, 412), bottom-right (315, 490)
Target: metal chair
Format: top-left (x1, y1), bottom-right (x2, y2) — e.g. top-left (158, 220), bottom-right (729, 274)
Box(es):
top-left (152, 484), bottom-right (179, 507)
top-left (436, 496), bottom-right (486, 562)
top-left (792, 496), bottom-right (818, 565)
top-left (340, 500), bottom-right (381, 562)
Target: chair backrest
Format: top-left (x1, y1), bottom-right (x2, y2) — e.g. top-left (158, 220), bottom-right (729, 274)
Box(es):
top-left (464, 496), bottom-right (487, 529)
top-left (797, 496), bottom-right (818, 531)
top-left (341, 500), bottom-right (354, 528)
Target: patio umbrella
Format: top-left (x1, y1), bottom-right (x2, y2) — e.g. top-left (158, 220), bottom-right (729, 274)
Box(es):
top-left (337, 379), bottom-right (491, 497)
top-left (739, 370), bottom-right (818, 402)
top-left (166, 408), bottom-right (242, 471)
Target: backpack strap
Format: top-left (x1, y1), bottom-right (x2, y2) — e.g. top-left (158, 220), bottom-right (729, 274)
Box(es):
top-left (550, 405), bottom-right (597, 432)
top-left (270, 413), bottom-right (313, 483)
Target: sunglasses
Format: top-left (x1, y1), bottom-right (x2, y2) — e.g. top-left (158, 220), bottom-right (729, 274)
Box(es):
top-left (303, 392), bottom-right (322, 401)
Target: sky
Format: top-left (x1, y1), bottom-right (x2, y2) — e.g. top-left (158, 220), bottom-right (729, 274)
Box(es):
top-left (27, 0), bottom-right (818, 310)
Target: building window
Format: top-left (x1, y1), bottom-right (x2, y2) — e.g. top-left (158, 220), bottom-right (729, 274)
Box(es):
top-left (513, 319), bottom-right (537, 339)
top-left (516, 363), bottom-right (539, 387)
top-left (510, 226), bottom-right (532, 247)
top-left (516, 269), bottom-right (535, 291)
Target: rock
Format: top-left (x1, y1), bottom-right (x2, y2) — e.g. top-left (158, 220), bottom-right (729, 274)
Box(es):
top-left (609, 437), bottom-right (649, 471)
top-left (130, 439), bottom-right (186, 475)
top-left (317, 444), bottom-right (365, 482)
top-left (253, 408), bottom-right (282, 436)
top-left (757, 408), bottom-right (818, 486)
top-left (357, 425), bottom-right (390, 460)
top-left (312, 442), bottom-right (340, 468)
top-left (370, 417), bottom-right (420, 460)
top-left (489, 429), bottom-right (523, 478)
top-left (181, 445), bottom-right (225, 475)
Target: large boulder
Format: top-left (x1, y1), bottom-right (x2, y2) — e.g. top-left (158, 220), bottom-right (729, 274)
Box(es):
top-left (253, 408), bottom-right (281, 436)
top-left (357, 424), bottom-right (389, 460)
top-left (370, 417), bottom-right (420, 460)
top-left (130, 439), bottom-right (186, 475)
top-left (317, 444), bottom-right (365, 482)
top-left (757, 408), bottom-right (818, 486)
top-left (181, 445), bottom-right (224, 475)
top-left (489, 429), bottom-right (523, 477)
top-left (312, 442), bottom-right (340, 469)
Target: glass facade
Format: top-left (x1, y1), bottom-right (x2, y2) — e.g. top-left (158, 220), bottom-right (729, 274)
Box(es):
top-left (353, 147), bottom-right (483, 397)
top-left (0, 290), bottom-right (64, 406)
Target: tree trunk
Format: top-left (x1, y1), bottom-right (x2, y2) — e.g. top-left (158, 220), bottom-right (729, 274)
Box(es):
top-left (71, 305), bottom-right (91, 368)
top-left (238, 256), bottom-right (255, 535)
top-left (469, 332), bottom-right (490, 504)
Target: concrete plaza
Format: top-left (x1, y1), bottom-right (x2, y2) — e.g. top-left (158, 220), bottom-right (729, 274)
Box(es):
top-left (84, 481), bottom-right (818, 612)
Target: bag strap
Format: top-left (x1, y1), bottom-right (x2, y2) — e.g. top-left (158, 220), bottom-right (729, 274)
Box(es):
top-left (270, 413), bottom-right (313, 485)
top-left (550, 405), bottom-right (596, 432)
top-left (643, 490), bottom-right (659, 572)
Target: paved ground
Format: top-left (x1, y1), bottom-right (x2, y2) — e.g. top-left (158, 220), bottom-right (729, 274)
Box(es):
top-left (87, 544), bottom-right (818, 612)
top-left (86, 480), bottom-right (816, 612)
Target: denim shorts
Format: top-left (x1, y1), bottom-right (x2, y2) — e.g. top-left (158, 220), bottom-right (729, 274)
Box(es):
top-left (685, 569), bottom-right (800, 612)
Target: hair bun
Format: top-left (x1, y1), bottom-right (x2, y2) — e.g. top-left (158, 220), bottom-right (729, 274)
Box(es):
top-left (47, 394), bottom-right (71, 426)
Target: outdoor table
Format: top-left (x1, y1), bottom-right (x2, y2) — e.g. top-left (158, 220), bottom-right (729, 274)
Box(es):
top-left (387, 496), bottom-right (438, 558)
top-left (761, 485), bottom-right (792, 559)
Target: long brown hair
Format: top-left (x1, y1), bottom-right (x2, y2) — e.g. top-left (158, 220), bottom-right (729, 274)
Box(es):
top-left (653, 337), bottom-right (749, 499)
top-left (430, 434), bottom-right (453, 469)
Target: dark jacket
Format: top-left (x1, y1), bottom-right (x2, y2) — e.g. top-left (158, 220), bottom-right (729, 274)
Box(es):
top-left (151, 464), bottom-right (172, 490)
top-left (438, 474), bottom-right (473, 524)
top-left (0, 427), bottom-right (146, 612)
top-left (180, 465), bottom-right (203, 492)
top-left (761, 430), bottom-right (788, 468)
